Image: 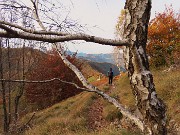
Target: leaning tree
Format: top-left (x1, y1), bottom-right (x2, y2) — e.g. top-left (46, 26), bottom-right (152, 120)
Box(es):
top-left (0, 0), bottom-right (166, 134)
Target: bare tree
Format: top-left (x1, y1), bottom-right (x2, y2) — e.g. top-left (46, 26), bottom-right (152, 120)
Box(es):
top-left (0, 0), bottom-right (167, 134)
top-left (14, 43), bottom-right (25, 123)
top-left (6, 39), bottom-right (12, 128)
top-left (112, 47), bottom-right (124, 71)
top-left (0, 39), bottom-right (10, 132)
top-left (0, 39), bottom-right (45, 133)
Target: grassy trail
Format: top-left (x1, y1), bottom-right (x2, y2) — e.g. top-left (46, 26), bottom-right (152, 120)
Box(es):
top-left (1, 68), bottom-right (179, 135)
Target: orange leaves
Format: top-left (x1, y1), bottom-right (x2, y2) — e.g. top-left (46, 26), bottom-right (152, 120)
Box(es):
top-left (25, 50), bottom-right (82, 109)
top-left (147, 6), bottom-right (180, 67)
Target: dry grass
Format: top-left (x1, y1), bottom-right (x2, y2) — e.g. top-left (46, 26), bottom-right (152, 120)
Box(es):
top-left (22, 92), bottom-right (92, 135)
top-left (21, 84), bottom-right (141, 135)
top-left (110, 74), bottom-right (136, 109)
top-left (152, 68), bottom-right (180, 125)
top-left (1, 68), bottom-right (179, 135)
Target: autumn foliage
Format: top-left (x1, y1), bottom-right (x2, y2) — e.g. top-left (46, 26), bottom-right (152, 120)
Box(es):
top-left (25, 50), bottom-right (83, 109)
top-left (147, 6), bottom-right (180, 67)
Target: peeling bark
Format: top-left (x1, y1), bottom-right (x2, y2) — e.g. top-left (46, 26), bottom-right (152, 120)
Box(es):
top-left (123, 0), bottom-right (166, 134)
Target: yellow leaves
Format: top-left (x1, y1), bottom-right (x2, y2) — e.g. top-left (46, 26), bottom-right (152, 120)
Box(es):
top-left (115, 9), bottom-right (125, 38)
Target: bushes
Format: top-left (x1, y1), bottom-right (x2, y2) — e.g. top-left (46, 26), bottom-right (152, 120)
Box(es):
top-left (147, 6), bottom-right (180, 67)
top-left (25, 50), bottom-right (83, 109)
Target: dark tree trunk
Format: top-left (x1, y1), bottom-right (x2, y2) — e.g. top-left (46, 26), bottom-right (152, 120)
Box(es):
top-left (14, 43), bottom-right (25, 123)
top-left (123, 0), bottom-right (166, 134)
top-left (0, 39), bottom-right (9, 133)
top-left (7, 39), bottom-right (12, 126)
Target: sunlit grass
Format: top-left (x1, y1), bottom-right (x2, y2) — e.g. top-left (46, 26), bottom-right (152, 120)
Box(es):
top-left (23, 92), bottom-right (92, 135)
top-left (87, 76), bottom-right (97, 83)
top-left (111, 74), bottom-right (136, 109)
top-left (3, 68), bottom-right (179, 135)
top-left (152, 68), bottom-right (180, 124)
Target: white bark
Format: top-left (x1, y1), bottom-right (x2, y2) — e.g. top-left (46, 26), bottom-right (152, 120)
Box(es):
top-left (0, 23), bottom-right (130, 46)
top-left (57, 45), bottom-right (145, 132)
top-left (29, 1), bottom-right (145, 131)
top-left (0, 0), bottom-right (167, 134)
top-left (123, 0), bottom-right (166, 134)
top-left (0, 75), bottom-right (144, 131)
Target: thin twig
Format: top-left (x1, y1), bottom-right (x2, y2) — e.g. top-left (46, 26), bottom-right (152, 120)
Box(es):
top-left (18, 112), bottom-right (36, 132)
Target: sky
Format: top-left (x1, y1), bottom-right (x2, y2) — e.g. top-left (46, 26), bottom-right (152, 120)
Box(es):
top-left (62, 0), bottom-right (179, 54)
top-left (21, 0), bottom-right (179, 54)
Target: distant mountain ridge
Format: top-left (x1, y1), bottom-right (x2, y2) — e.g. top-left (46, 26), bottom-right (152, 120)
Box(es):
top-left (67, 51), bottom-right (119, 64)
top-left (77, 52), bottom-right (116, 64)
top-left (76, 52), bottom-right (126, 74)
top-left (87, 61), bottom-right (120, 76)
top-left (68, 51), bottom-right (126, 74)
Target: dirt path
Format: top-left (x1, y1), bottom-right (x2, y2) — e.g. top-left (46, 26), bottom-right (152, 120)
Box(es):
top-left (87, 77), bottom-right (116, 131)
top-left (87, 98), bottom-right (106, 131)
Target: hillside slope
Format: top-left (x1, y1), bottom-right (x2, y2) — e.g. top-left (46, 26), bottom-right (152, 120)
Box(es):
top-left (18, 67), bottom-right (180, 135)
top-left (79, 59), bottom-right (120, 83)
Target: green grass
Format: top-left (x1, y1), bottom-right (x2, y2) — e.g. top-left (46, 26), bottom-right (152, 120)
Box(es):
top-left (103, 85), bottom-right (110, 92)
top-left (87, 76), bottom-right (97, 83)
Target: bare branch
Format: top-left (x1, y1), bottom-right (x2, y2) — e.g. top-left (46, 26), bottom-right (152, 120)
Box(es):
top-left (0, 76), bottom-right (144, 131)
top-left (0, 78), bottom-right (88, 91)
top-left (0, 20), bottom-right (68, 36)
top-left (25, 0), bottom-right (143, 131)
top-left (31, 0), bottom-right (46, 30)
top-left (0, 23), bottom-right (17, 34)
top-left (0, 30), bottom-right (130, 46)
top-left (10, 112), bottom-right (36, 133)
top-left (55, 46), bottom-right (144, 131)
top-left (22, 112), bottom-right (36, 128)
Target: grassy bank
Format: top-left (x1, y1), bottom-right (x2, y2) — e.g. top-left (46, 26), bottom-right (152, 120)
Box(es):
top-left (0, 68), bottom-right (179, 134)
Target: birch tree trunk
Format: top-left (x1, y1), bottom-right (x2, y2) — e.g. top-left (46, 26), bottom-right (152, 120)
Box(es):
top-left (123, 0), bottom-right (166, 134)
top-left (0, 0), bottom-right (168, 134)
